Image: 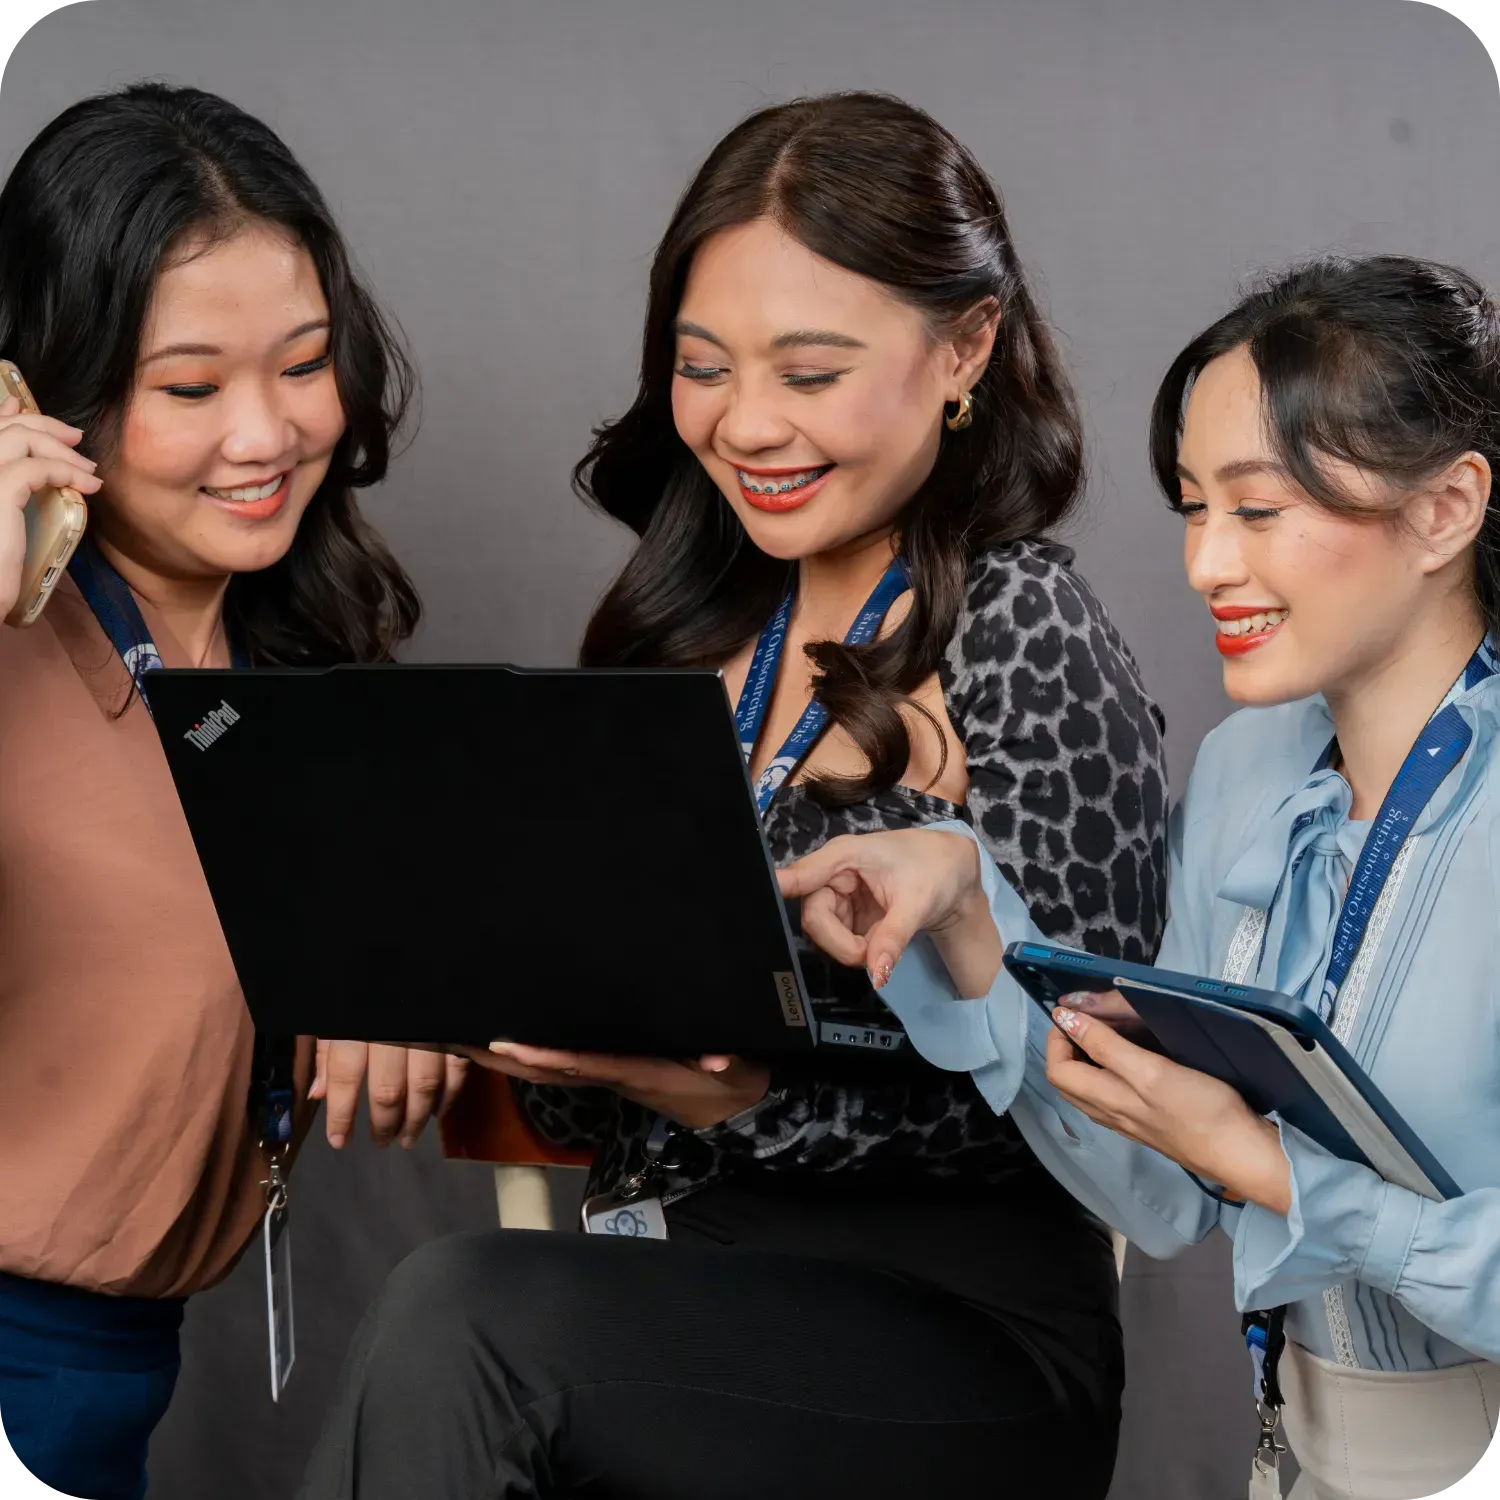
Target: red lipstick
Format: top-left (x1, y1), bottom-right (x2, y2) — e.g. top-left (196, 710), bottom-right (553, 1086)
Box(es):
top-left (733, 463), bottom-right (835, 514)
top-left (1210, 604), bottom-right (1287, 658)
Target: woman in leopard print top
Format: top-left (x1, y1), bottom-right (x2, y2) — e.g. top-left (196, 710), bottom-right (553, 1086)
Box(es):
top-left (298, 93), bottom-right (1166, 1500)
top-left (519, 539), bottom-right (1166, 1208)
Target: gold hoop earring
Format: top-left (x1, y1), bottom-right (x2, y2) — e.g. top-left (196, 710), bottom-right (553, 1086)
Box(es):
top-left (944, 390), bottom-right (974, 432)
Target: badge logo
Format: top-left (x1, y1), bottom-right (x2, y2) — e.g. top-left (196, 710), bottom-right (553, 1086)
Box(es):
top-left (600, 1207), bottom-right (651, 1236)
top-left (122, 643), bottom-right (163, 681)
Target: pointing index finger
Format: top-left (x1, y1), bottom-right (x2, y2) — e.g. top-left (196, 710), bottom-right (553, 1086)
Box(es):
top-left (775, 835), bottom-right (867, 899)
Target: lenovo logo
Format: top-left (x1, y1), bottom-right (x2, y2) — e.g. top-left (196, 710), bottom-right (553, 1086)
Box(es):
top-left (774, 972), bottom-right (807, 1028)
top-left (184, 699), bottom-right (241, 752)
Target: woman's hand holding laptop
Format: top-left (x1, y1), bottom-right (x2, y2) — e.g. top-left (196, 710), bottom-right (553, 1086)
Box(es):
top-left (463, 1045), bottom-right (772, 1131)
top-left (311, 1041), bottom-right (471, 1151)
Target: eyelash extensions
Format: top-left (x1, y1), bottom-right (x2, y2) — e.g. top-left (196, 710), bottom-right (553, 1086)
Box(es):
top-left (163, 353), bottom-right (332, 401)
top-left (673, 363), bottom-right (845, 390)
top-left (1168, 501), bottom-right (1283, 523)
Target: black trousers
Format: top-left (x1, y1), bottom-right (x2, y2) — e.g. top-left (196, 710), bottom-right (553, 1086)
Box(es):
top-left (297, 1227), bottom-right (1120, 1499)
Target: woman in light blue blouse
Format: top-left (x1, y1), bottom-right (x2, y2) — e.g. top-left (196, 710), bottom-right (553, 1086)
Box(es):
top-left (779, 254), bottom-right (1500, 1500)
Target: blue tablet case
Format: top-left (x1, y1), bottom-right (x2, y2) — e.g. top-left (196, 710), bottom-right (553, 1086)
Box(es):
top-left (1002, 942), bottom-right (1462, 1202)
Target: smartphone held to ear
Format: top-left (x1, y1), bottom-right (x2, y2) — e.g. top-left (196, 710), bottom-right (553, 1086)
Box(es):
top-left (1, 360), bottom-right (88, 628)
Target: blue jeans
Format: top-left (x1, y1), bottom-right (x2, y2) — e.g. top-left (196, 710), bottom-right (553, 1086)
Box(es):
top-left (0, 1272), bottom-right (184, 1500)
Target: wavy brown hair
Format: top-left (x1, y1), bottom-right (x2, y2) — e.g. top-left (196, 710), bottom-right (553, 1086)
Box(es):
top-left (0, 81), bottom-right (419, 666)
top-left (575, 91), bottom-right (1083, 805)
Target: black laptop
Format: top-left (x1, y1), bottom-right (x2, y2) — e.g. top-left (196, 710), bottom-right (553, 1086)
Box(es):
top-left (140, 665), bottom-right (817, 1059)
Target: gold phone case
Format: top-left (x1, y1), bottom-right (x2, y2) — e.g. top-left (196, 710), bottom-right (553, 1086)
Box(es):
top-left (1, 359), bottom-right (89, 628)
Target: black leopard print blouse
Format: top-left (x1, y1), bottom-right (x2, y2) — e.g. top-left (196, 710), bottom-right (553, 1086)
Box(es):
top-left (517, 540), bottom-right (1169, 1206)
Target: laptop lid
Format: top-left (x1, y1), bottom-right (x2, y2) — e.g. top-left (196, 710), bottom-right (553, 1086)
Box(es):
top-left (141, 664), bottom-right (815, 1058)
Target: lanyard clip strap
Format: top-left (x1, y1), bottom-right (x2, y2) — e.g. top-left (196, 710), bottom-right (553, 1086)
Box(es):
top-left (1245, 1309), bottom-right (1288, 1499)
top-left (644, 1115), bottom-right (677, 1164)
top-left (616, 1116), bottom-right (682, 1201)
top-left (250, 1034), bottom-right (297, 1151)
top-left (1242, 1306), bottom-right (1287, 1409)
top-left (261, 1087), bottom-right (295, 1150)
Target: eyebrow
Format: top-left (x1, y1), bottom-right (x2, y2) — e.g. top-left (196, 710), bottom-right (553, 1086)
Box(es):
top-left (140, 318), bottom-right (331, 366)
top-left (672, 319), bottom-right (866, 352)
top-left (1176, 457), bottom-right (1295, 486)
top-left (771, 329), bottom-right (866, 351)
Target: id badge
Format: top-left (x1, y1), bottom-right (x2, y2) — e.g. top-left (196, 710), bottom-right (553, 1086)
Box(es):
top-left (1248, 1457), bottom-right (1282, 1500)
top-left (263, 1201), bottom-right (296, 1400)
top-left (581, 1187), bottom-right (669, 1240)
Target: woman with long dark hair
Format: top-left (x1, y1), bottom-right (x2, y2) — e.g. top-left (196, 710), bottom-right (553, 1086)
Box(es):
top-left (782, 254), bottom-right (1500, 1499)
top-left (0, 83), bottom-right (462, 1500)
top-left (300, 92), bottom-right (1166, 1500)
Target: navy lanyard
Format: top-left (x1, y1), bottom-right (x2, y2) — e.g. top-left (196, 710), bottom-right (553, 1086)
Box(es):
top-left (1310, 637), bottom-right (1498, 1016)
top-left (67, 535), bottom-right (294, 1150)
top-left (67, 534), bottom-right (251, 699)
top-left (734, 557), bottom-right (911, 816)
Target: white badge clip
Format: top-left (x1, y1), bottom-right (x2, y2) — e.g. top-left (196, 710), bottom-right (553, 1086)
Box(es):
top-left (261, 1155), bottom-right (296, 1401)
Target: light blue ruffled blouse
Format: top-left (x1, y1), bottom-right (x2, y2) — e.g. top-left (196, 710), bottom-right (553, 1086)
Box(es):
top-left (878, 671), bottom-right (1500, 1372)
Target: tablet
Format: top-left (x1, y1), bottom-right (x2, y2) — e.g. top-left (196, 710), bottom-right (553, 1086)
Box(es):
top-left (140, 664), bottom-right (817, 1059)
top-left (1001, 941), bottom-right (1462, 1201)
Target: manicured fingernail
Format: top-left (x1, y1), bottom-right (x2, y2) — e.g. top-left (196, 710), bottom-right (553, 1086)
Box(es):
top-left (705, 1058), bottom-right (730, 1074)
top-left (1054, 1006), bottom-right (1082, 1035)
top-left (488, 1041), bottom-right (513, 1054)
top-left (329, 1133), bottom-right (346, 1149)
top-left (1070, 993), bottom-right (1098, 1011)
top-left (870, 955), bottom-right (894, 988)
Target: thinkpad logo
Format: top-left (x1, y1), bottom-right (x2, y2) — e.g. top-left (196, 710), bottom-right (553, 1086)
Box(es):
top-left (184, 699), bottom-right (241, 752)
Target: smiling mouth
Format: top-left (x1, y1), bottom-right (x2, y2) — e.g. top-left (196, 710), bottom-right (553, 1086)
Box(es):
top-left (199, 471), bottom-right (293, 521)
top-left (1213, 607), bottom-right (1288, 657)
top-left (734, 464), bottom-right (835, 512)
top-left (202, 474), bottom-right (287, 503)
top-left (735, 464), bottom-right (833, 496)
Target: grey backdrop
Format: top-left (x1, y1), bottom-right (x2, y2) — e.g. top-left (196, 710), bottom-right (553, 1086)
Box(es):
top-left (3, 1), bottom-right (1497, 1496)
